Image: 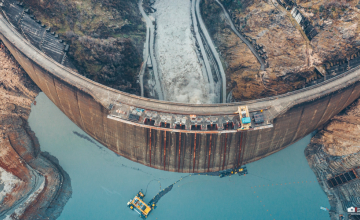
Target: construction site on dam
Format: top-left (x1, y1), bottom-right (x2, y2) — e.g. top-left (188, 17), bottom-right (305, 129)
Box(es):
top-left (0, 0), bottom-right (360, 175)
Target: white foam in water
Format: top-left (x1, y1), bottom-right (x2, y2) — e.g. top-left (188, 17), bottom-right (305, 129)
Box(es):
top-left (154, 0), bottom-right (217, 104)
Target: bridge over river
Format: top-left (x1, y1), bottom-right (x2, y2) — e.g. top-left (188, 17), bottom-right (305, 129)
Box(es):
top-left (1, 0), bottom-right (360, 173)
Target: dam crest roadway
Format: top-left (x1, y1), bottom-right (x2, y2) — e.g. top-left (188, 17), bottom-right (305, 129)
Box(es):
top-left (1, 0), bottom-right (360, 173)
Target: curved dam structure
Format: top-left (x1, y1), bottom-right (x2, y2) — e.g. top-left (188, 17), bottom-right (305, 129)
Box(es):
top-left (1, 1), bottom-right (360, 173)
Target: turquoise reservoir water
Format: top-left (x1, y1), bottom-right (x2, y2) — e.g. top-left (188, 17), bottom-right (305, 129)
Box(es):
top-left (28, 93), bottom-right (330, 220)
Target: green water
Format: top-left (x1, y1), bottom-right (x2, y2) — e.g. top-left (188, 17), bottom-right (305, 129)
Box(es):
top-left (28, 93), bottom-right (330, 220)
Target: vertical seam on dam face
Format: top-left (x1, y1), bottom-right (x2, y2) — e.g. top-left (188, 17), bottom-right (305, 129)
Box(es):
top-left (241, 132), bottom-right (246, 166)
top-left (237, 132), bottom-right (243, 168)
top-left (208, 134), bottom-right (212, 172)
top-left (314, 93), bottom-right (334, 129)
top-left (274, 118), bottom-right (289, 154)
top-left (340, 84), bottom-right (357, 111)
top-left (43, 73), bottom-right (56, 104)
top-left (163, 131), bottom-right (166, 171)
top-left (321, 92), bottom-right (346, 126)
top-left (339, 84), bottom-right (360, 116)
top-left (53, 79), bottom-right (67, 115)
top-left (254, 130), bottom-right (262, 158)
top-left (327, 91), bottom-right (347, 121)
top-left (350, 83), bottom-right (360, 104)
top-left (178, 133), bottom-right (181, 172)
top-left (222, 133), bottom-right (227, 170)
top-left (266, 126), bottom-right (278, 157)
top-left (28, 60), bottom-right (41, 88)
top-left (290, 106), bottom-right (305, 143)
top-left (327, 87), bottom-right (354, 128)
top-left (250, 130), bottom-right (260, 160)
top-left (225, 132), bottom-right (235, 169)
top-left (216, 134), bottom-right (221, 171)
top-left (102, 108), bottom-right (109, 147)
top-left (307, 97), bottom-right (330, 134)
top-left (28, 59), bottom-right (41, 88)
top-left (75, 91), bottom-right (86, 132)
top-left (259, 128), bottom-right (275, 157)
top-left (193, 133), bottom-right (197, 173)
top-left (145, 128), bottom-right (148, 166)
top-left (149, 128), bottom-right (152, 167)
top-left (46, 74), bottom-right (61, 107)
top-left (276, 113), bottom-right (293, 152)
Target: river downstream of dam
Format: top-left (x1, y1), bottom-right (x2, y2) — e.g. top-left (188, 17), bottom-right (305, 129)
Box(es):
top-left (140, 0), bottom-right (224, 103)
top-left (28, 93), bottom-right (330, 220)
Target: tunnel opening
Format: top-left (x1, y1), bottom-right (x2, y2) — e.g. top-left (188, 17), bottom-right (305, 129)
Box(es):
top-left (191, 125), bottom-right (201, 130)
top-left (175, 124), bottom-right (186, 130)
top-left (144, 118), bottom-right (155, 126)
top-left (207, 124), bottom-right (218, 131)
top-left (223, 122), bottom-right (235, 130)
top-left (160, 122), bottom-right (170, 128)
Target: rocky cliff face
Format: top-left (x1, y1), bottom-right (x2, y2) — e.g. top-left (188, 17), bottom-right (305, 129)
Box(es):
top-left (201, 0), bottom-right (360, 101)
top-left (298, 0), bottom-right (360, 63)
top-left (26, 0), bottom-right (146, 95)
top-left (311, 99), bottom-right (360, 157)
top-left (306, 99), bottom-right (360, 219)
top-left (0, 42), bottom-right (72, 219)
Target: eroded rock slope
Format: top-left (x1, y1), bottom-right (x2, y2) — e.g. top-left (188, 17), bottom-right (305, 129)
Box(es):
top-left (0, 42), bottom-right (72, 220)
top-left (25, 0), bottom-right (146, 95)
top-left (306, 99), bottom-right (360, 219)
top-left (202, 0), bottom-right (360, 101)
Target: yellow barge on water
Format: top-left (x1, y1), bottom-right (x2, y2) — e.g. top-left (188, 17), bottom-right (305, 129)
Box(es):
top-left (127, 191), bottom-right (156, 219)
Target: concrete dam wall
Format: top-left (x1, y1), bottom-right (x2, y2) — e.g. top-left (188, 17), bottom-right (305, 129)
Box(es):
top-left (1, 2), bottom-right (360, 173)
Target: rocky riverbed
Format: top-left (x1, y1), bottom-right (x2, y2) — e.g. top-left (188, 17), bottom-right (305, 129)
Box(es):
top-left (0, 42), bottom-right (72, 219)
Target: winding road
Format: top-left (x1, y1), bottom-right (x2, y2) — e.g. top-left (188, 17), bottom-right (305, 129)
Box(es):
top-left (0, 168), bottom-right (45, 218)
top-left (191, 0), bottom-right (215, 95)
top-left (215, 0), bottom-right (266, 71)
top-left (138, 1), bottom-right (147, 97)
top-left (195, 0), bottom-right (227, 103)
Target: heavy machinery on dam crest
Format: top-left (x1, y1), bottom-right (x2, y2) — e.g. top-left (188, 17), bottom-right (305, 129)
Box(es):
top-left (1, 0), bottom-right (360, 173)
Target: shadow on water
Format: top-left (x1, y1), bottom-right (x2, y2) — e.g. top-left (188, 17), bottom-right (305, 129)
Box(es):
top-left (73, 131), bottom-right (104, 150)
top-left (29, 93), bottom-right (330, 220)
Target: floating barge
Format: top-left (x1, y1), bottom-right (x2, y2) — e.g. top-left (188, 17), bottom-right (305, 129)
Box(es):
top-left (219, 165), bottom-right (248, 178)
top-left (127, 191), bottom-right (156, 219)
